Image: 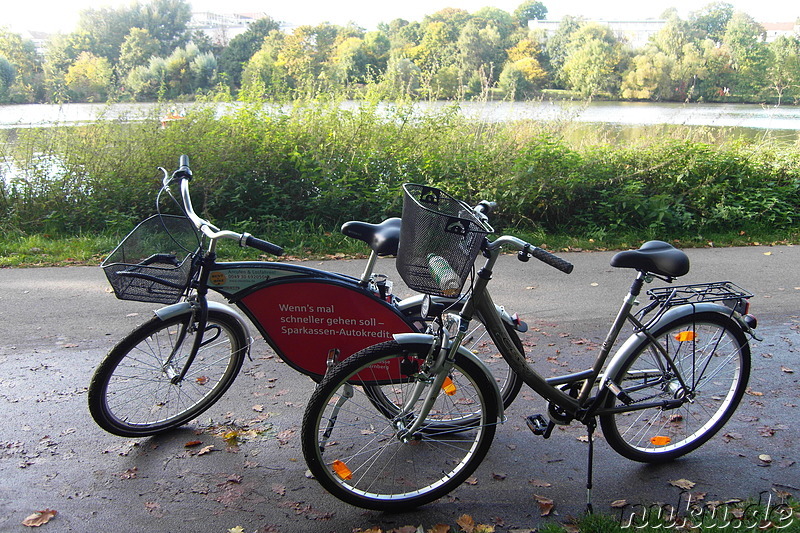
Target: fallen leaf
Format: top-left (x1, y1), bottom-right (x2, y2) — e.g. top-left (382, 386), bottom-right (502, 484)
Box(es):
top-left (529, 479), bottom-right (552, 487)
top-left (272, 484), bottom-right (286, 496)
top-left (491, 472), bottom-right (507, 481)
top-left (197, 445), bottom-right (215, 455)
top-left (22, 509), bottom-right (57, 527)
top-left (465, 476), bottom-right (478, 486)
top-left (253, 404), bottom-right (264, 412)
top-left (117, 467), bottom-right (138, 479)
top-left (535, 494), bottom-right (555, 516)
top-left (763, 252), bottom-right (772, 256)
top-left (184, 440), bottom-right (202, 447)
top-left (759, 454), bottom-right (773, 463)
top-left (746, 387), bottom-right (764, 396)
top-left (457, 514), bottom-right (476, 533)
top-left (669, 479), bottom-right (696, 490)
top-left (611, 499), bottom-right (628, 508)
top-left (227, 527), bottom-right (245, 533)
top-left (277, 428), bottom-right (296, 445)
top-left (781, 366), bottom-right (794, 374)
top-left (428, 525), bottom-right (451, 533)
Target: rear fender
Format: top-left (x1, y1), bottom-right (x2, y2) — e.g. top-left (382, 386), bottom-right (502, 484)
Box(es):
top-left (600, 302), bottom-right (740, 388)
top-left (392, 332), bottom-right (505, 421)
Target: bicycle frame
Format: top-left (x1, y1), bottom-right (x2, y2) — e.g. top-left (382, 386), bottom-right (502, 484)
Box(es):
top-left (405, 235), bottom-right (754, 425)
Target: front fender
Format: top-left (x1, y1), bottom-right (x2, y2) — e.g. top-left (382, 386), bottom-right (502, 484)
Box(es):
top-left (154, 301), bottom-right (250, 339)
top-left (392, 332), bottom-right (504, 421)
top-left (601, 302), bottom-right (739, 388)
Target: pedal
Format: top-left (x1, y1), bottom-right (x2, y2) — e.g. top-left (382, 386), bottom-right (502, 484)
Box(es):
top-left (526, 414), bottom-right (554, 438)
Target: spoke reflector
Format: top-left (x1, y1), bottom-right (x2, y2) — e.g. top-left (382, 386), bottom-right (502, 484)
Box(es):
top-left (674, 331), bottom-right (696, 342)
top-left (332, 460), bottom-right (353, 480)
top-left (442, 376), bottom-right (457, 395)
top-left (650, 436), bottom-right (672, 446)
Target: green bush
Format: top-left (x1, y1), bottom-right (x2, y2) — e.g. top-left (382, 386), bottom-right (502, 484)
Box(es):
top-left (2, 101), bottom-right (799, 246)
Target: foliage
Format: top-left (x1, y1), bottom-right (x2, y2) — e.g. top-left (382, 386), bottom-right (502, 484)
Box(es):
top-left (2, 103), bottom-right (798, 250)
top-left (2, 0), bottom-right (800, 103)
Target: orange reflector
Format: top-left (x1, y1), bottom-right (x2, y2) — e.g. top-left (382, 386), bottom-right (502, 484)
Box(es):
top-left (442, 376), bottom-right (457, 396)
top-left (332, 460), bottom-right (352, 480)
top-left (650, 436), bottom-right (672, 446)
top-left (674, 331), bottom-right (696, 342)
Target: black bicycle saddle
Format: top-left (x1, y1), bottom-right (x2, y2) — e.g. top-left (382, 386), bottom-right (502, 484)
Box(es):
top-left (610, 240), bottom-right (690, 278)
top-left (341, 217), bottom-right (401, 256)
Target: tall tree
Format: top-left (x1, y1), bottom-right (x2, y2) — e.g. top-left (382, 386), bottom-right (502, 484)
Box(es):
top-left (218, 16), bottom-right (282, 87)
top-left (722, 12), bottom-right (768, 95)
top-left (514, 1), bottom-right (548, 26)
top-left (689, 2), bottom-right (734, 43)
top-left (119, 28), bottom-right (161, 76)
top-left (766, 35), bottom-right (800, 104)
top-left (562, 23), bottom-right (623, 97)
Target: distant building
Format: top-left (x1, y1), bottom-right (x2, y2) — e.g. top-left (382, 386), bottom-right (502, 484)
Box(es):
top-left (528, 19), bottom-right (667, 48)
top-left (189, 12), bottom-right (269, 45)
top-left (529, 18), bottom-right (800, 47)
top-left (760, 22), bottom-right (800, 42)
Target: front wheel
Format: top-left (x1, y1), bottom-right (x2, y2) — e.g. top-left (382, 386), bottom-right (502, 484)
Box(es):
top-left (600, 312), bottom-right (750, 463)
top-left (88, 309), bottom-right (248, 437)
top-left (302, 341), bottom-right (499, 511)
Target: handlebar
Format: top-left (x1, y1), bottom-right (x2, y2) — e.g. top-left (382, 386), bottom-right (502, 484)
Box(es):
top-left (471, 198), bottom-right (572, 274)
top-left (165, 155), bottom-right (284, 257)
top-left (485, 235), bottom-right (573, 274)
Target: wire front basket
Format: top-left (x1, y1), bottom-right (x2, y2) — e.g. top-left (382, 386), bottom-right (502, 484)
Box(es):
top-left (396, 184), bottom-right (491, 297)
top-left (102, 214), bottom-right (201, 304)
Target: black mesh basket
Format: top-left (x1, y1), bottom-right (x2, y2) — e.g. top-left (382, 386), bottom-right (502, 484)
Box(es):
top-left (102, 214), bottom-right (201, 304)
top-left (397, 184), bottom-right (491, 297)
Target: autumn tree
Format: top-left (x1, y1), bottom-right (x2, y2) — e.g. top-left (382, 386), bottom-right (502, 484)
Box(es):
top-left (65, 52), bottom-right (113, 101)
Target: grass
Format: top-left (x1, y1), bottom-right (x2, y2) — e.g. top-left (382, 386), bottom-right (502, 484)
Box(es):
top-left (1, 226), bottom-right (796, 268)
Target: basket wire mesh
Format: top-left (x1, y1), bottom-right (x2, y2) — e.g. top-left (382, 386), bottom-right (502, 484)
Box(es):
top-left (396, 184), bottom-right (491, 297)
top-left (102, 214), bottom-right (201, 304)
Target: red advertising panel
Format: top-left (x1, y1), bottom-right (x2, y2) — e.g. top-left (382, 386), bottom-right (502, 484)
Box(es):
top-left (241, 281), bottom-right (415, 378)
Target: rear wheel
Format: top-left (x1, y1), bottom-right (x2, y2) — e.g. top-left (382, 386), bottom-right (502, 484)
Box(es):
top-left (302, 340), bottom-right (498, 511)
top-left (600, 312), bottom-right (750, 462)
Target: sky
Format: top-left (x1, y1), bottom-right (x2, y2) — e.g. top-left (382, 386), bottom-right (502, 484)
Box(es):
top-left (3, 0), bottom-right (799, 34)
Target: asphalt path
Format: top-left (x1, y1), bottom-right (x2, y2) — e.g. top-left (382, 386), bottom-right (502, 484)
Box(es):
top-left (1, 245), bottom-right (798, 532)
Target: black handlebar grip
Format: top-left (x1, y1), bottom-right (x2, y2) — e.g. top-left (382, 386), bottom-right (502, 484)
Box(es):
top-left (175, 154), bottom-right (192, 180)
top-left (475, 200), bottom-right (496, 215)
top-left (244, 235), bottom-right (284, 256)
top-left (530, 247), bottom-right (574, 274)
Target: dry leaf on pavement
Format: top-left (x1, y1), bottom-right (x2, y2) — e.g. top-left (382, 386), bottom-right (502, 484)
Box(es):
top-left (22, 509), bottom-right (57, 527)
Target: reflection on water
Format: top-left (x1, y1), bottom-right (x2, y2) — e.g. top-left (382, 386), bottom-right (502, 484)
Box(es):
top-left (2, 100), bottom-right (800, 132)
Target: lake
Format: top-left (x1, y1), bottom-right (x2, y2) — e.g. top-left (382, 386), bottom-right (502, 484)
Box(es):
top-left (2, 100), bottom-right (800, 133)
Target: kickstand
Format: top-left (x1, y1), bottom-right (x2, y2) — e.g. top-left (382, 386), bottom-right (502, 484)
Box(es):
top-left (585, 419), bottom-right (596, 515)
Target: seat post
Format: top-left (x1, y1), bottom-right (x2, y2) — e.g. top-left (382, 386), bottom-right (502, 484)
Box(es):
top-left (577, 271), bottom-right (647, 403)
top-left (359, 250), bottom-right (379, 286)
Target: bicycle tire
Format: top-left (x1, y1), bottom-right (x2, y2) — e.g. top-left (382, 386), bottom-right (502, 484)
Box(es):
top-left (401, 303), bottom-right (524, 410)
top-left (599, 312), bottom-right (750, 463)
top-left (302, 341), bottom-right (498, 511)
top-left (88, 310), bottom-right (247, 437)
